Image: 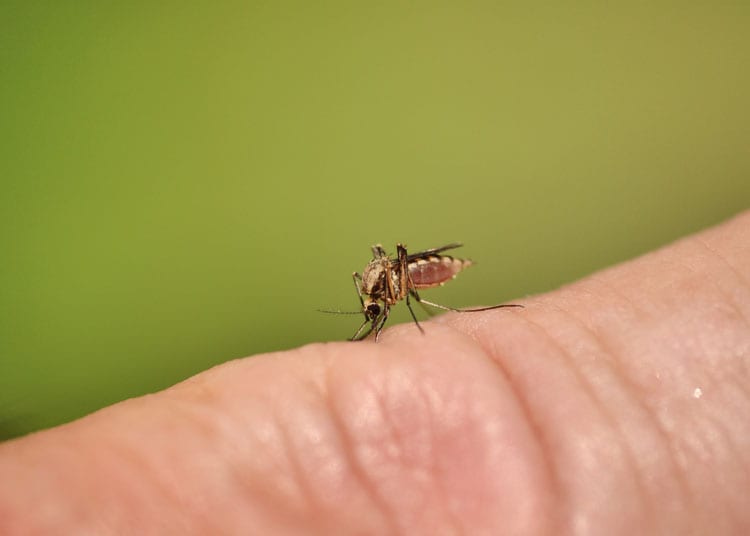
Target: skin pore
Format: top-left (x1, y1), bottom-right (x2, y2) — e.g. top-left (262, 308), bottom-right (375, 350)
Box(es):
top-left (1, 211), bottom-right (749, 535)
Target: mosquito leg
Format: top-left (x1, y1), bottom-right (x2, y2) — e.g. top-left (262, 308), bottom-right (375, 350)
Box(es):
top-left (373, 318), bottom-right (386, 341)
top-left (405, 292), bottom-right (425, 334)
top-left (412, 297), bottom-right (461, 312)
top-left (416, 296), bottom-right (524, 313)
top-left (409, 290), bottom-right (464, 312)
top-left (350, 317), bottom-right (373, 341)
top-left (396, 243), bottom-right (409, 301)
top-left (462, 304), bottom-right (525, 311)
top-left (374, 305), bottom-right (390, 342)
top-left (408, 289), bottom-right (435, 317)
top-left (352, 272), bottom-right (365, 311)
top-left (398, 244), bottom-right (424, 332)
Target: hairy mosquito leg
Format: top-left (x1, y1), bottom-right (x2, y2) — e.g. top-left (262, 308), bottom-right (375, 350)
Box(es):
top-left (460, 303), bottom-right (525, 312)
top-left (416, 296), bottom-right (524, 313)
top-left (413, 297), bottom-right (461, 312)
top-left (409, 289), bottom-right (437, 317)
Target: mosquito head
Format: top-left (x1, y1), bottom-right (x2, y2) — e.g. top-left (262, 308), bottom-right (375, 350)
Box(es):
top-left (364, 300), bottom-right (381, 321)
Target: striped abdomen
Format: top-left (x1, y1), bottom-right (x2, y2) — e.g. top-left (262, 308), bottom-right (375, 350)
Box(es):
top-left (408, 256), bottom-right (472, 288)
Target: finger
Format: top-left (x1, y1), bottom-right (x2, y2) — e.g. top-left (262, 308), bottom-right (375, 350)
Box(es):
top-left (1, 211), bottom-right (748, 534)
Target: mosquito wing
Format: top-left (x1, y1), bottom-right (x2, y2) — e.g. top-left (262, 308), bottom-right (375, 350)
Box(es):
top-left (406, 243), bottom-right (463, 262)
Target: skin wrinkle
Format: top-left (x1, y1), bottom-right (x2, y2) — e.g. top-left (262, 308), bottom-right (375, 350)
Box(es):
top-left (677, 409), bottom-right (746, 532)
top-left (381, 369), bottom-right (452, 530)
top-left (439, 317), bottom-right (562, 531)
top-left (574, 289), bottom-right (697, 522)
top-left (514, 308), bottom-right (649, 533)
top-left (230, 420), bottom-right (280, 521)
top-left (272, 403), bottom-right (318, 522)
top-left (377, 324), bottom-right (552, 535)
top-left (570, 238), bottom-right (750, 524)
top-left (227, 398), bottom-right (306, 528)
top-left (705, 403), bottom-right (750, 498)
top-left (413, 360), bottom-right (461, 534)
top-left (547, 298), bottom-right (656, 530)
top-left (687, 382), bottom-right (750, 494)
top-left (408, 352), bottom-right (462, 532)
top-left (694, 236), bottom-right (750, 314)
top-left (592, 267), bottom-right (748, 528)
top-left (96, 417), bottom-right (169, 523)
top-left (665, 255), bottom-right (750, 405)
top-left (694, 232), bottom-right (750, 291)
top-left (712, 372), bottom-right (750, 445)
top-left (358, 346), bottom-right (462, 533)
top-left (182, 399), bottom-right (283, 531)
top-left (482, 340), bottom-right (565, 520)
top-left (85, 420), bottom-right (178, 533)
top-left (494, 316), bottom-right (624, 533)
top-left (370, 372), bottom-right (408, 467)
top-left (697, 311), bottom-right (750, 404)
top-left (691, 237), bottom-right (750, 373)
top-left (677, 241), bottom-right (750, 333)
top-left (229, 431), bottom-right (284, 517)
top-left (586, 273), bottom-right (654, 325)
top-left (428, 313), bottom-right (564, 534)
top-left (145, 396), bottom-right (228, 530)
top-left (322, 362), bottom-right (399, 536)
top-left (361, 368), bottom-right (443, 530)
top-left (187, 382), bottom-right (334, 533)
top-left (238, 349), bottom-right (395, 532)
top-left (199, 358), bottom-right (340, 532)
top-left (279, 376), bottom-right (368, 515)
top-left (373, 364), bottom-right (448, 532)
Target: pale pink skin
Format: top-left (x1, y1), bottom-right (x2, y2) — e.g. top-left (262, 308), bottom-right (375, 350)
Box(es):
top-left (1, 212), bottom-right (750, 535)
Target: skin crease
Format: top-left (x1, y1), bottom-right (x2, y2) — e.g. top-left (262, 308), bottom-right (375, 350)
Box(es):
top-left (1, 212), bottom-right (749, 535)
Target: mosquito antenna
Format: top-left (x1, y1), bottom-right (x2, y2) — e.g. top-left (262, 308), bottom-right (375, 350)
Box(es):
top-left (317, 308), bottom-right (363, 315)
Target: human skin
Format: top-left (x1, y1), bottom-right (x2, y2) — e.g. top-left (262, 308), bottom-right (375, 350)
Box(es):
top-left (1, 212), bottom-right (749, 535)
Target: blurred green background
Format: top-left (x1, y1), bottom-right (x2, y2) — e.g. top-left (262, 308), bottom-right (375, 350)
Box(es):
top-left (1, 3), bottom-right (748, 439)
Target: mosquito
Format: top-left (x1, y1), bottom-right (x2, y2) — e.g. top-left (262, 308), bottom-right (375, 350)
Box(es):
top-left (323, 243), bottom-right (523, 341)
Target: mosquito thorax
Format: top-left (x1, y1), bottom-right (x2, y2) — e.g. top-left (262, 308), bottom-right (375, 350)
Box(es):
top-left (361, 261), bottom-right (386, 296)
